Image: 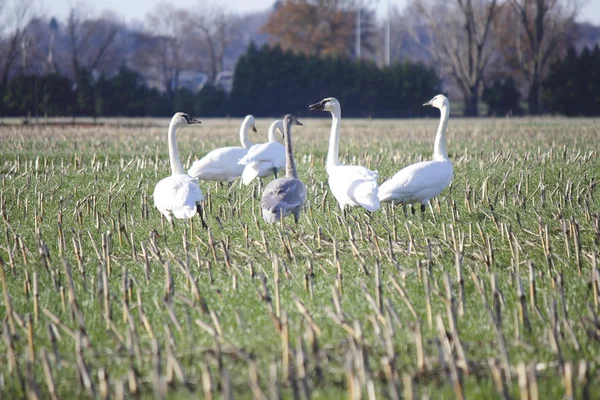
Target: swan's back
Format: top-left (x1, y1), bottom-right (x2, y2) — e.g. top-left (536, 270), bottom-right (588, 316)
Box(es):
top-left (260, 177), bottom-right (306, 223)
top-left (188, 146), bottom-right (248, 181)
top-left (379, 160), bottom-right (453, 204)
top-left (239, 142), bottom-right (285, 165)
top-left (153, 174), bottom-right (203, 220)
top-left (239, 141), bottom-right (286, 183)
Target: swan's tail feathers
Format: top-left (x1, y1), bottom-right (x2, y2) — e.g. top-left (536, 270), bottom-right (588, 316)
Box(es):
top-left (171, 179), bottom-right (203, 219)
top-left (171, 204), bottom-right (197, 220)
top-left (357, 194), bottom-right (380, 212)
top-left (352, 180), bottom-right (381, 212)
top-left (242, 163), bottom-right (260, 185)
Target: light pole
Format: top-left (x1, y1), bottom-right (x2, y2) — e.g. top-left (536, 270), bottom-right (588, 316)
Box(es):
top-left (385, 0), bottom-right (391, 66)
top-left (355, 2), bottom-right (361, 59)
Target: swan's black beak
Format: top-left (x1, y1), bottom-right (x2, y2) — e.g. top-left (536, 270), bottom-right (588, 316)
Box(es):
top-left (252, 126), bottom-right (257, 132)
top-left (295, 119), bottom-right (303, 126)
top-left (188, 117), bottom-right (201, 124)
top-left (309, 102), bottom-right (324, 111)
top-left (423, 99), bottom-right (433, 106)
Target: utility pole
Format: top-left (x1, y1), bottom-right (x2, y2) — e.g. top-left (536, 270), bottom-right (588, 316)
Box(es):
top-left (355, 3), bottom-right (361, 59)
top-left (385, 0), bottom-right (391, 66)
top-left (21, 37), bottom-right (29, 70)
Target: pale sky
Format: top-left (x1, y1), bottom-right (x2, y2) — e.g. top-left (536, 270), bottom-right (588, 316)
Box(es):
top-left (46, 0), bottom-right (600, 25)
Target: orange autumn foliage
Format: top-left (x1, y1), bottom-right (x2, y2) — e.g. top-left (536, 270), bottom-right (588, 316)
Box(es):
top-left (261, 0), bottom-right (357, 57)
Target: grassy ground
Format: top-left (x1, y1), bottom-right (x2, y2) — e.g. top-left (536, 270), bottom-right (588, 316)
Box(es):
top-left (1, 116), bottom-right (600, 399)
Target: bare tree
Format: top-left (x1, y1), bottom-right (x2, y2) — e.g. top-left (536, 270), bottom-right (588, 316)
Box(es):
top-left (0, 0), bottom-right (36, 84)
top-left (412, 0), bottom-right (499, 116)
top-left (135, 3), bottom-right (202, 98)
top-left (192, 4), bottom-right (239, 84)
top-left (494, 0), bottom-right (579, 114)
top-left (375, 5), bottom-right (434, 66)
top-left (65, 8), bottom-right (120, 81)
top-left (46, 17), bottom-right (58, 73)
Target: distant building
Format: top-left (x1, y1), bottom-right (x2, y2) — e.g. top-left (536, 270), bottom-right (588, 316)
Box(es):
top-left (215, 71), bottom-right (233, 94)
top-left (176, 70), bottom-right (233, 94)
top-left (177, 71), bottom-right (209, 93)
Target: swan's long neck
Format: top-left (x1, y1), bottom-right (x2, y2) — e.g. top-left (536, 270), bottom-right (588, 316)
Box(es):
top-left (268, 122), bottom-right (282, 142)
top-left (168, 121), bottom-right (185, 175)
top-left (283, 123), bottom-right (297, 179)
top-left (240, 119), bottom-right (253, 148)
top-left (433, 104), bottom-right (450, 161)
top-left (326, 107), bottom-right (341, 171)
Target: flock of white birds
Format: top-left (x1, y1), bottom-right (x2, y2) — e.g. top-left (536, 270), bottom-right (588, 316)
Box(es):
top-left (152, 94), bottom-right (453, 225)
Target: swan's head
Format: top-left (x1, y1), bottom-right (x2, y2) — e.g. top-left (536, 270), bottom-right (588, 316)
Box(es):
top-left (171, 112), bottom-right (201, 127)
top-left (284, 114), bottom-right (302, 127)
top-left (423, 94), bottom-right (448, 109)
top-left (309, 97), bottom-right (339, 113)
top-left (244, 115), bottom-right (257, 132)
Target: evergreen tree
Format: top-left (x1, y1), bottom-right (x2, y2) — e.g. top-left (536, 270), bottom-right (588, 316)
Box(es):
top-left (482, 78), bottom-right (522, 116)
top-left (231, 43), bottom-right (441, 118)
top-left (544, 46), bottom-right (600, 116)
top-left (40, 74), bottom-right (75, 116)
top-left (194, 85), bottom-right (229, 117)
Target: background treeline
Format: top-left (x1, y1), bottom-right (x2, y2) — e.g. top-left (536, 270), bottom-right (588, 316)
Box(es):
top-left (0, 44), bottom-right (441, 118)
top-left (231, 44), bottom-right (441, 118)
top-left (543, 45), bottom-right (600, 116)
top-left (3, 43), bottom-right (599, 118)
top-left (0, 67), bottom-right (230, 118)
top-left (1, 0), bottom-right (600, 118)
top-left (481, 45), bottom-right (600, 117)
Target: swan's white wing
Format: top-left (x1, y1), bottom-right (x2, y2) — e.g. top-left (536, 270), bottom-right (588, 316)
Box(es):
top-left (239, 142), bottom-right (284, 165)
top-left (238, 143), bottom-right (267, 165)
top-left (153, 174), bottom-right (203, 220)
top-left (188, 147), bottom-right (247, 181)
top-left (348, 178), bottom-right (380, 211)
top-left (153, 178), bottom-right (174, 219)
top-left (239, 142), bottom-right (285, 184)
top-left (328, 165), bottom-right (380, 211)
top-left (271, 144), bottom-right (287, 171)
top-left (241, 162), bottom-right (261, 185)
top-left (347, 165), bottom-right (379, 180)
top-left (379, 161), bottom-right (453, 204)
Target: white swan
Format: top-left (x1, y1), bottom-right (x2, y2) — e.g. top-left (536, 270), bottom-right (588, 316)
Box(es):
top-left (153, 112), bottom-right (207, 227)
top-left (261, 114), bottom-right (306, 224)
top-left (309, 97), bottom-right (380, 212)
top-left (238, 120), bottom-right (286, 185)
top-left (378, 94), bottom-right (453, 213)
top-left (187, 115), bottom-right (257, 182)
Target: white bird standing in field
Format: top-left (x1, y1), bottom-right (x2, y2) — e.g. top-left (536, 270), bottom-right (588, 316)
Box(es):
top-left (153, 112), bottom-right (207, 227)
top-left (378, 94), bottom-right (453, 214)
top-left (187, 115), bottom-right (257, 182)
top-left (309, 97), bottom-right (380, 212)
top-left (261, 114), bottom-right (306, 224)
top-left (238, 119), bottom-right (286, 185)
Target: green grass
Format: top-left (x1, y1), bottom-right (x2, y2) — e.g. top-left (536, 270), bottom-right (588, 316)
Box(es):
top-left (1, 116), bottom-right (600, 399)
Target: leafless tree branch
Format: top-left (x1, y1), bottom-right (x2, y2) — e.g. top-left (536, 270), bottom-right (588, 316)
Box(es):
top-left (411, 0), bottom-right (498, 115)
